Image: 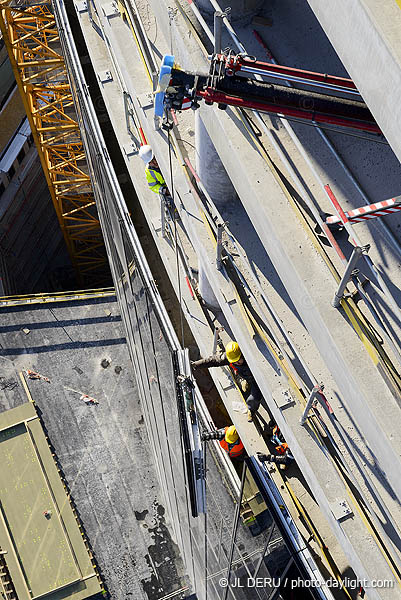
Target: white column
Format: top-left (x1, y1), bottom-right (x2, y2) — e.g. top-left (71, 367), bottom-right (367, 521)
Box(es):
top-left (198, 262), bottom-right (219, 309)
top-left (195, 0), bottom-right (264, 22)
top-left (195, 111), bottom-right (237, 309)
top-left (195, 111), bottom-right (236, 208)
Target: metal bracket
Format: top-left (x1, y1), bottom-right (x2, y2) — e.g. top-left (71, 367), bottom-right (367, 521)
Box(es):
top-left (97, 70), bottom-right (113, 84)
top-left (101, 2), bottom-right (119, 18)
top-left (273, 388), bottom-right (295, 410)
top-left (332, 245), bottom-right (370, 308)
top-left (123, 142), bottom-right (137, 156)
top-left (75, 0), bottom-right (88, 13)
top-left (330, 499), bottom-right (353, 521)
top-left (300, 384), bottom-right (324, 425)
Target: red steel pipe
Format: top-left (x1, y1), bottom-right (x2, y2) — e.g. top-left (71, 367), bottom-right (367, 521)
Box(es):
top-left (198, 89), bottom-right (381, 133)
top-left (220, 53), bottom-right (357, 90)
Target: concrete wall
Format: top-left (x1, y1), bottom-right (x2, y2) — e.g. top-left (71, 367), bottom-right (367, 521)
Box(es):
top-left (307, 0), bottom-right (401, 163)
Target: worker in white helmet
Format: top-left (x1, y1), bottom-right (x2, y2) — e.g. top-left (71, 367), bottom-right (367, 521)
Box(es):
top-left (138, 145), bottom-right (169, 196)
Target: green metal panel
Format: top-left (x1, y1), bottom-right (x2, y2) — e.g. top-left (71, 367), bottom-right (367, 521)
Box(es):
top-left (0, 403), bottom-right (101, 600)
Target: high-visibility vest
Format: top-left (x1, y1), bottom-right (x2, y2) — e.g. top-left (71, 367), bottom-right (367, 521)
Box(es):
top-left (219, 427), bottom-right (245, 458)
top-left (275, 442), bottom-right (289, 455)
top-left (229, 362), bottom-right (238, 375)
top-left (145, 165), bottom-right (165, 193)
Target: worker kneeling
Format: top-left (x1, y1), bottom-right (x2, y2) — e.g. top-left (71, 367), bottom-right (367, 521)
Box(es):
top-left (139, 145), bottom-right (170, 198)
top-left (257, 424), bottom-right (294, 469)
top-left (191, 341), bottom-right (261, 422)
top-left (202, 425), bottom-right (245, 462)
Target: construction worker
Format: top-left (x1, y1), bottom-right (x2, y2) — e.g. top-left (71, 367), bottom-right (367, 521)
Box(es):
top-left (191, 341), bottom-right (261, 422)
top-left (201, 425), bottom-right (245, 461)
top-left (138, 145), bottom-right (169, 196)
top-left (257, 424), bottom-right (294, 468)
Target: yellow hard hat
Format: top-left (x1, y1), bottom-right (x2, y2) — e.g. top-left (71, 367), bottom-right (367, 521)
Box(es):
top-left (226, 341), bottom-right (241, 363)
top-left (225, 425), bottom-right (239, 444)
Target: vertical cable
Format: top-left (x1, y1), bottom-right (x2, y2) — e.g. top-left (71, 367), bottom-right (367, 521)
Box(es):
top-left (167, 112), bottom-right (186, 349)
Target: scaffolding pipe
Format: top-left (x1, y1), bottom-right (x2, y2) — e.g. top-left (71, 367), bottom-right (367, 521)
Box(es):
top-left (213, 11), bottom-right (224, 54)
top-left (216, 222), bottom-right (223, 270)
top-left (332, 246), bottom-right (364, 308)
top-left (300, 385), bottom-right (324, 425)
top-left (160, 194), bottom-right (166, 238)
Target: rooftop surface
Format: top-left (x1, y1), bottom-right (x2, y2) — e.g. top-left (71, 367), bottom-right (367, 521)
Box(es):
top-left (0, 293), bottom-right (188, 600)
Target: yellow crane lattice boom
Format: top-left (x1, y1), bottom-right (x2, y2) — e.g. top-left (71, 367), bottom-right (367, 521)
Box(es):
top-left (0, 0), bottom-right (108, 286)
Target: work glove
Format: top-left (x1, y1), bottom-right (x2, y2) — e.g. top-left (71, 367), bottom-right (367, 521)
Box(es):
top-left (160, 186), bottom-right (169, 196)
top-left (239, 378), bottom-right (249, 394)
top-left (190, 360), bottom-right (197, 371)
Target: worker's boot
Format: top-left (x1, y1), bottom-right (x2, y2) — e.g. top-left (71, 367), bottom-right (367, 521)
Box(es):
top-left (247, 409), bottom-right (254, 423)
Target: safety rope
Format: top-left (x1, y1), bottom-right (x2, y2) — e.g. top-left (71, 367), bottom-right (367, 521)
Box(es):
top-left (166, 111), bottom-right (186, 349)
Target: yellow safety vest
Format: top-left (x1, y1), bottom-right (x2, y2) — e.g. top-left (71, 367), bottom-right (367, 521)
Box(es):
top-left (145, 165), bottom-right (165, 194)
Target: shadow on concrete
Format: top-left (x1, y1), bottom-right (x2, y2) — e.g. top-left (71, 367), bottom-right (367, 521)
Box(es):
top-left (215, 194), bottom-right (306, 331)
top-left (318, 393), bottom-right (401, 558)
top-left (0, 338), bottom-right (127, 356)
top-left (0, 295), bottom-right (117, 314)
top-left (0, 315), bottom-right (122, 333)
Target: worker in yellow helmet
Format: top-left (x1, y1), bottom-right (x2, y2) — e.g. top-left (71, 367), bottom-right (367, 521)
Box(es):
top-left (201, 425), bottom-right (245, 460)
top-left (191, 341), bottom-right (261, 422)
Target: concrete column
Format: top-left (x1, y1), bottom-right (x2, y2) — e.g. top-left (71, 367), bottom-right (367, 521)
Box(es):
top-left (195, 0), bottom-right (264, 22)
top-left (198, 263), bottom-right (219, 309)
top-left (195, 110), bottom-right (236, 208)
top-left (195, 111), bottom-right (236, 310)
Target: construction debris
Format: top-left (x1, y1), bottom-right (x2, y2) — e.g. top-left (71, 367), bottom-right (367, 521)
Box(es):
top-left (22, 328), bottom-right (30, 335)
top-left (26, 369), bottom-right (50, 383)
top-left (101, 358), bottom-right (110, 368)
top-left (64, 385), bottom-right (99, 405)
top-left (80, 394), bottom-right (99, 405)
top-left (114, 365), bottom-right (122, 374)
top-left (232, 401), bottom-right (248, 414)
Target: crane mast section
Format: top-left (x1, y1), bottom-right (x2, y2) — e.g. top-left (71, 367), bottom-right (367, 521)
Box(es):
top-left (0, 1), bottom-right (107, 285)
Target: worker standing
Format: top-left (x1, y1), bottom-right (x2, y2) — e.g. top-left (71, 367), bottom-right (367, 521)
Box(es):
top-left (202, 425), bottom-right (245, 461)
top-left (138, 145), bottom-right (169, 196)
top-left (191, 341), bottom-right (261, 422)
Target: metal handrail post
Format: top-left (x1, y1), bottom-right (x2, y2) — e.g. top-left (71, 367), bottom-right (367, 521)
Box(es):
top-left (331, 246), bottom-right (364, 308)
top-left (212, 326), bottom-right (224, 353)
top-left (213, 11), bottom-right (224, 54)
top-left (160, 194), bottom-right (166, 238)
top-left (300, 384), bottom-right (324, 425)
top-left (216, 222), bottom-right (223, 270)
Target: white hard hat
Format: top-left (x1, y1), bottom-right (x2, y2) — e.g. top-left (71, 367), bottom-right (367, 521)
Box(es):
top-left (139, 145), bottom-right (153, 163)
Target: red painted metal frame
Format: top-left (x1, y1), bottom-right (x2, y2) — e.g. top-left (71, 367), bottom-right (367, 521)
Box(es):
top-left (219, 54), bottom-right (357, 90)
top-left (198, 89), bottom-right (381, 133)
